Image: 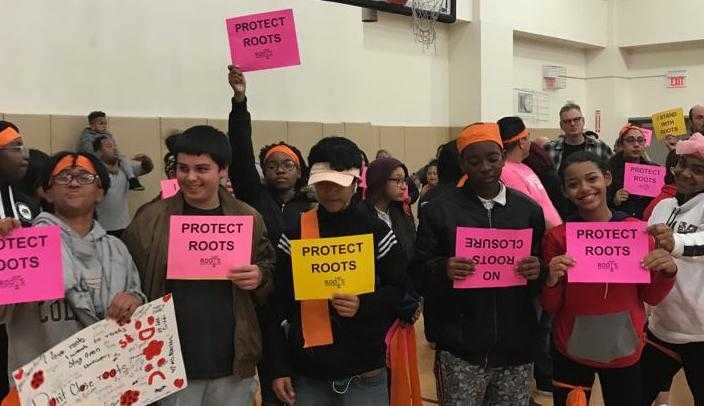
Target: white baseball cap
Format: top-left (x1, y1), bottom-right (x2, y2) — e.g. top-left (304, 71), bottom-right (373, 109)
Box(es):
top-left (308, 162), bottom-right (361, 187)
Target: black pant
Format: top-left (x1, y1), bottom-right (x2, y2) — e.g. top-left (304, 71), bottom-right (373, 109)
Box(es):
top-left (0, 325), bottom-right (8, 399)
top-left (552, 350), bottom-right (642, 406)
top-left (533, 307), bottom-right (553, 389)
top-left (641, 329), bottom-right (704, 405)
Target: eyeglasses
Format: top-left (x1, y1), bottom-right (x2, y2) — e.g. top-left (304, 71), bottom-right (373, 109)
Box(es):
top-left (561, 117), bottom-right (584, 125)
top-left (264, 160), bottom-right (297, 172)
top-left (53, 172), bottom-right (99, 186)
top-left (387, 177), bottom-right (406, 187)
top-left (0, 144), bottom-right (29, 157)
top-left (622, 136), bottom-right (646, 145)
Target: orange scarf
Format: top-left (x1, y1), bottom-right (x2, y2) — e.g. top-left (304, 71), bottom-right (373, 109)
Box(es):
top-left (386, 321), bottom-right (422, 406)
top-left (553, 380), bottom-right (590, 406)
top-left (1, 388), bottom-right (19, 406)
top-left (300, 209), bottom-right (334, 347)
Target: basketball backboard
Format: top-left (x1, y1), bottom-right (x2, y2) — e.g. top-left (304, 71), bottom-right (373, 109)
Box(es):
top-left (323, 0), bottom-right (456, 23)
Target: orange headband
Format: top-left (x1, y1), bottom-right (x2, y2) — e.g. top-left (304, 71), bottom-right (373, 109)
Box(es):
top-left (456, 123), bottom-right (503, 153)
top-left (502, 128), bottom-right (529, 145)
top-left (0, 127), bottom-right (20, 147)
top-left (618, 124), bottom-right (644, 144)
top-left (51, 155), bottom-right (97, 176)
top-left (265, 145), bottom-right (300, 166)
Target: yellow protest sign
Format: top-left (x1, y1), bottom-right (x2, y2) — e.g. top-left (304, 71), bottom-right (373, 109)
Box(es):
top-left (291, 234), bottom-right (375, 300)
top-left (651, 108), bottom-right (687, 139)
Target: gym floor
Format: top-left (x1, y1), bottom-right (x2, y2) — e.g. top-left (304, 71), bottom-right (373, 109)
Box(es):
top-left (415, 318), bottom-right (695, 406)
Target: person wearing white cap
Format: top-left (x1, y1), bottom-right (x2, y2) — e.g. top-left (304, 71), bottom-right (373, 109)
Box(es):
top-left (269, 136), bottom-right (410, 406)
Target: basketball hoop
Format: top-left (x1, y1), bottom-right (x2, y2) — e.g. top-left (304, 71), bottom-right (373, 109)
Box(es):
top-left (409, 0), bottom-right (444, 51)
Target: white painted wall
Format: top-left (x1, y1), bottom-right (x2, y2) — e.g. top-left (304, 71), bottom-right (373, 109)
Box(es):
top-left (482, 0), bottom-right (609, 47)
top-left (513, 37), bottom-right (590, 129)
top-left (0, 0), bottom-right (450, 126)
top-left (616, 0), bottom-right (704, 47)
top-left (624, 43), bottom-right (704, 117)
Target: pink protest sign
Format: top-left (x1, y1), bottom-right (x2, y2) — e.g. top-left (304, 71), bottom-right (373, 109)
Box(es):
top-left (0, 226), bottom-right (63, 305)
top-left (226, 9), bottom-right (301, 72)
top-left (161, 179), bottom-right (180, 199)
top-left (624, 163), bottom-right (666, 198)
top-left (566, 221), bottom-right (651, 284)
top-left (453, 227), bottom-right (532, 289)
top-left (167, 216), bottom-right (254, 280)
top-left (642, 128), bottom-right (653, 146)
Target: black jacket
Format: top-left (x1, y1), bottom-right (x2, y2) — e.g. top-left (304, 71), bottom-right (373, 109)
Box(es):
top-left (227, 98), bottom-right (316, 243)
top-left (607, 152), bottom-right (656, 219)
top-left (0, 184), bottom-right (40, 226)
top-left (269, 203), bottom-right (408, 380)
top-left (412, 183), bottom-right (546, 367)
top-left (360, 201), bottom-right (416, 263)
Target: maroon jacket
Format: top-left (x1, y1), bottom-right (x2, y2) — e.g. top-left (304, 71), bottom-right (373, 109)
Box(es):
top-left (541, 214), bottom-right (675, 369)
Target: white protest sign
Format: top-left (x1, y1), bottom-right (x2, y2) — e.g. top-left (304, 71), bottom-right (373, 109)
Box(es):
top-left (13, 295), bottom-right (187, 406)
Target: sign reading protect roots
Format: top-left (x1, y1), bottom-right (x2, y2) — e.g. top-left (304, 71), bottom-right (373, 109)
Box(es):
top-left (291, 234), bottom-right (375, 300)
top-left (167, 215), bottom-right (253, 280)
top-left (566, 221), bottom-right (651, 284)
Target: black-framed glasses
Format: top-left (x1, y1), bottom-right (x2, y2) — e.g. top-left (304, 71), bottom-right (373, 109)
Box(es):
top-left (264, 160), bottom-right (297, 172)
top-left (622, 136), bottom-right (645, 145)
top-left (387, 177), bottom-right (406, 186)
top-left (53, 172), bottom-right (99, 186)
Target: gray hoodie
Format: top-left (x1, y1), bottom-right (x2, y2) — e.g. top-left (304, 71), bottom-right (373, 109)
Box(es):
top-left (77, 127), bottom-right (115, 156)
top-left (0, 212), bottom-right (145, 375)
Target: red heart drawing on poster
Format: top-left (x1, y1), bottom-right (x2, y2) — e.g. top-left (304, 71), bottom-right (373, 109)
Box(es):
top-left (163, 293), bottom-right (172, 302)
top-left (13, 369), bottom-right (23, 381)
top-left (174, 378), bottom-right (184, 388)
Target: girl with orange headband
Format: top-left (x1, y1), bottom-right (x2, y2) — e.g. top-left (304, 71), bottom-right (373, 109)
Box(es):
top-left (607, 124), bottom-right (659, 219)
top-left (0, 151), bottom-right (146, 403)
top-left (0, 121), bottom-right (40, 403)
top-left (227, 65), bottom-right (316, 406)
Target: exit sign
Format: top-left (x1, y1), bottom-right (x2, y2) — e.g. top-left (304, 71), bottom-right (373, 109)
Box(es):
top-left (666, 70), bottom-right (687, 88)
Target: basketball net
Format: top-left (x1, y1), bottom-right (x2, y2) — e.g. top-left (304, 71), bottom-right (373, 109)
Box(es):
top-left (409, 0), bottom-right (443, 51)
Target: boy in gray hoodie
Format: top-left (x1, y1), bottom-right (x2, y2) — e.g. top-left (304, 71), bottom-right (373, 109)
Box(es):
top-left (0, 151), bottom-right (145, 384)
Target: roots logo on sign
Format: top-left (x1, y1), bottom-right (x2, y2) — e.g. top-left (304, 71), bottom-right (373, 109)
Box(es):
top-left (199, 255), bottom-right (222, 268)
top-left (597, 260), bottom-right (619, 273)
top-left (0, 275), bottom-right (25, 290)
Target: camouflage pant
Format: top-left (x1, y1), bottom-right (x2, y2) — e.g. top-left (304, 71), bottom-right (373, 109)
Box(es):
top-left (436, 351), bottom-right (532, 406)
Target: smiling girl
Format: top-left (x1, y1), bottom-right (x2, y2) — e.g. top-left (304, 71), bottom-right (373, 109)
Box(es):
top-left (541, 151), bottom-right (677, 406)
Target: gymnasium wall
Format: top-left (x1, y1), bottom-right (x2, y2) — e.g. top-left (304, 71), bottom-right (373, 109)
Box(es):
top-left (0, 0), bottom-right (450, 127)
top-left (0, 112), bottom-right (453, 215)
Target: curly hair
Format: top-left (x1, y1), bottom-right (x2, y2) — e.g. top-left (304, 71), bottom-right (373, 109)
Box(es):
top-left (307, 136), bottom-right (363, 171)
top-left (259, 142), bottom-right (309, 188)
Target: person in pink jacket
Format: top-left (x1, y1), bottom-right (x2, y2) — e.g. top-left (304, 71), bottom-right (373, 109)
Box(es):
top-left (498, 116), bottom-right (562, 229)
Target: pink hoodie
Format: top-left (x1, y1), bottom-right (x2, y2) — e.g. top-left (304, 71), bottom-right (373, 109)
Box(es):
top-left (501, 161), bottom-right (562, 229)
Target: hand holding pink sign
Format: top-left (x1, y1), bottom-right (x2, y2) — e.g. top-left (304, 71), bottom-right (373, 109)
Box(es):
top-left (0, 225), bottom-right (63, 305)
top-left (167, 215), bottom-right (254, 280)
top-left (623, 163), bottom-right (666, 198)
top-left (226, 9), bottom-right (301, 72)
top-left (453, 227), bottom-right (533, 289)
top-left (641, 128), bottom-right (653, 147)
top-left (566, 221), bottom-right (650, 284)
top-left (161, 179), bottom-right (180, 199)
